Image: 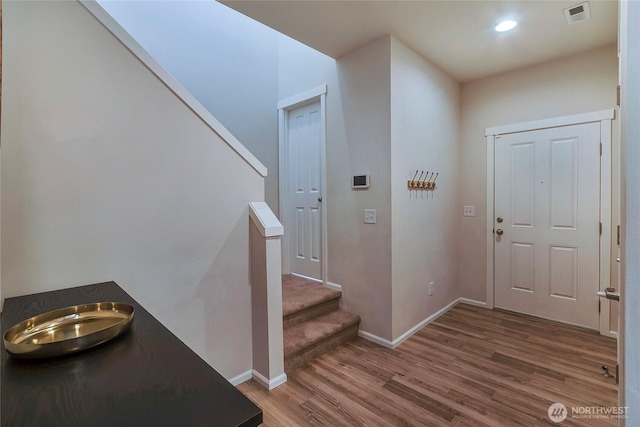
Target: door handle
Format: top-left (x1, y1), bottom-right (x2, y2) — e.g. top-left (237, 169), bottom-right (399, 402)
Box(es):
top-left (496, 229), bottom-right (504, 236)
top-left (317, 197), bottom-right (323, 203)
top-left (597, 287), bottom-right (620, 301)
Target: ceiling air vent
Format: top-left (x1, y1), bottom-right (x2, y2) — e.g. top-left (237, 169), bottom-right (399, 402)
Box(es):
top-left (564, 2), bottom-right (591, 25)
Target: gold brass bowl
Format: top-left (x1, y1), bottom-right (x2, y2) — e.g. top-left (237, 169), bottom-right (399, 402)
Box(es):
top-left (3, 302), bottom-right (134, 358)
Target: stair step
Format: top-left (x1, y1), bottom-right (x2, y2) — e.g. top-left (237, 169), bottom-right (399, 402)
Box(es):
top-left (283, 275), bottom-right (341, 328)
top-left (283, 309), bottom-right (361, 372)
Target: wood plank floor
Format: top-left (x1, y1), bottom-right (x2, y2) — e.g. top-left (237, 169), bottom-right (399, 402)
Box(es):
top-left (238, 304), bottom-right (618, 426)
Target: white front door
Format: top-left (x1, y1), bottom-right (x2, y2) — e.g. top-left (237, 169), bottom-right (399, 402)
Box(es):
top-left (288, 101), bottom-right (322, 279)
top-left (494, 122), bottom-right (601, 329)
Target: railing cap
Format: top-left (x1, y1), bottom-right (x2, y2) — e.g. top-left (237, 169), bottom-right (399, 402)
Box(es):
top-left (249, 202), bottom-right (284, 238)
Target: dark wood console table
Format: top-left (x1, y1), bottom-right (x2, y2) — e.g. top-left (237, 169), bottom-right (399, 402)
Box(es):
top-left (1, 281), bottom-right (262, 427)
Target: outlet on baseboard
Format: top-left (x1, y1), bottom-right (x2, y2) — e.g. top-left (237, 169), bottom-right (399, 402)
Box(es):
top-left (428, 282), bottom-right (434, 296)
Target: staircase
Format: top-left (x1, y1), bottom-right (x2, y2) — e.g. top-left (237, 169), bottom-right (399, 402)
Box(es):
top-left (282, 275), bottom-right (361, 372)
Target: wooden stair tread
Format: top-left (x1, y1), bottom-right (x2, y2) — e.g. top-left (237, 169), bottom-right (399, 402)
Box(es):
top-left (283, 309), bottom-right (361, 357)
top-left (282, 275), bottom-right (341, 318)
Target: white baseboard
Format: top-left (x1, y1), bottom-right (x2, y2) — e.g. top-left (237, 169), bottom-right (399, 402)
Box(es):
top-left (228, 369), bottom-right (253, 386)
top-left (359, 298), bottom-right (470, 349)
top-left (391, 298), bottom-right (460, 348)
top-left (325, 281), bottom-right (342, 292)
top-left (291, 272), bottom-right (322, 283)
top-left (458, 297), bottom-right (488, 308)
top-left (291, 273), bottom-right (342, 292)
top-left (358, 330), bottom-right (394, 349)
top-left (252, 370), bottom-right (288, 390)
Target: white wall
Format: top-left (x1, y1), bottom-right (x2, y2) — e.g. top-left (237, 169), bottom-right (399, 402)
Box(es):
top-left (98, 0), bottom-right (280, 214)
top-left (331, 36), bottom-right (394, 340)
top-left (1, 0), bottom-right (263, 379)
top-left (278, 35), bottom-right (395, 340)
top-left (93, 0), bottom-right (462, 344)
top-left (459, 44), bottom-right (619, 302)
top-left (620, 0), bottom-right (640, 417)
top-left (277, 35), bottom-right (462, 343)
top-left (390, 38), bottom-right (460, 340)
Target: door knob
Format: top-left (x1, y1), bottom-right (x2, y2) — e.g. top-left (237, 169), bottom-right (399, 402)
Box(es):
top-left (497, 217), bottom-right (504, 223)
top-left (317, 197), bottom-right (323, 203)
top-left (496, 229), bottom-right (504, 236)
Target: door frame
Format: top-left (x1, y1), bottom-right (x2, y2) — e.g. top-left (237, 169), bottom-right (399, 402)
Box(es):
top-left (278, 84), bottom-right (328, 283)
top-left (485, 109), bottom-right (615, 335)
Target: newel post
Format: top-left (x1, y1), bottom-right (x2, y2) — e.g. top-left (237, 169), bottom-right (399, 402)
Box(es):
top-left (248, 202), bottom-right (286, 390)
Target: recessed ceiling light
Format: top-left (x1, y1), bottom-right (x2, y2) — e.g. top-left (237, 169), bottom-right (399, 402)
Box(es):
top-left (495, 20), bottom-right (518, 32)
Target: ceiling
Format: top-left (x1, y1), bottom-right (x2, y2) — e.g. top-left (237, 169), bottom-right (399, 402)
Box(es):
top-left (219, 0), bottom-right (618, 83)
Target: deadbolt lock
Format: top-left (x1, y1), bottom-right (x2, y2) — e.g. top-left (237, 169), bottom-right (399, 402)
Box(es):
top-left (497, 217), bottom-right (503, 223)
top-left (496, 229), bottom-right (504, 236)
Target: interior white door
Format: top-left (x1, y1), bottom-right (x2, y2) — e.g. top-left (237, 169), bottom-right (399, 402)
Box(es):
top-left (288, 101), bottom-right (322, 279)
top-left (494, 122), bottom-right (601, 329)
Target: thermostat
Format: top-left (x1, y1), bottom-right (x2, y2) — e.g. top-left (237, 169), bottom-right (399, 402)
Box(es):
top-left (352, 174), bottom-right (370, 189)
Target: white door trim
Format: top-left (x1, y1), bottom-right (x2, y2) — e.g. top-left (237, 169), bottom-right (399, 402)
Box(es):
top-left (485, 109), bottom-right (614, 135)
top-left (485, 110), bottom-right (614, 334)
top-left (278, 85), bottom-right (328, 284)
top-left (599, 118), bottom-right (615, 337)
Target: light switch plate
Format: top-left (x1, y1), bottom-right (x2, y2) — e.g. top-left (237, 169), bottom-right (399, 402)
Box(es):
top-left (463, 205), bottom-right (475, 217)
top-left (364, 209), bottom-right (377, 224)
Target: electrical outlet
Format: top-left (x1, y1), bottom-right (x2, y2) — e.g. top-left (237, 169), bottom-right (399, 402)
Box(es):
top-left (364, 209), bottom-right (377, 224)
top-left (463, 205), bottom-right (475, 217)
top-left (429, 282), bottom-right (434, 296)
